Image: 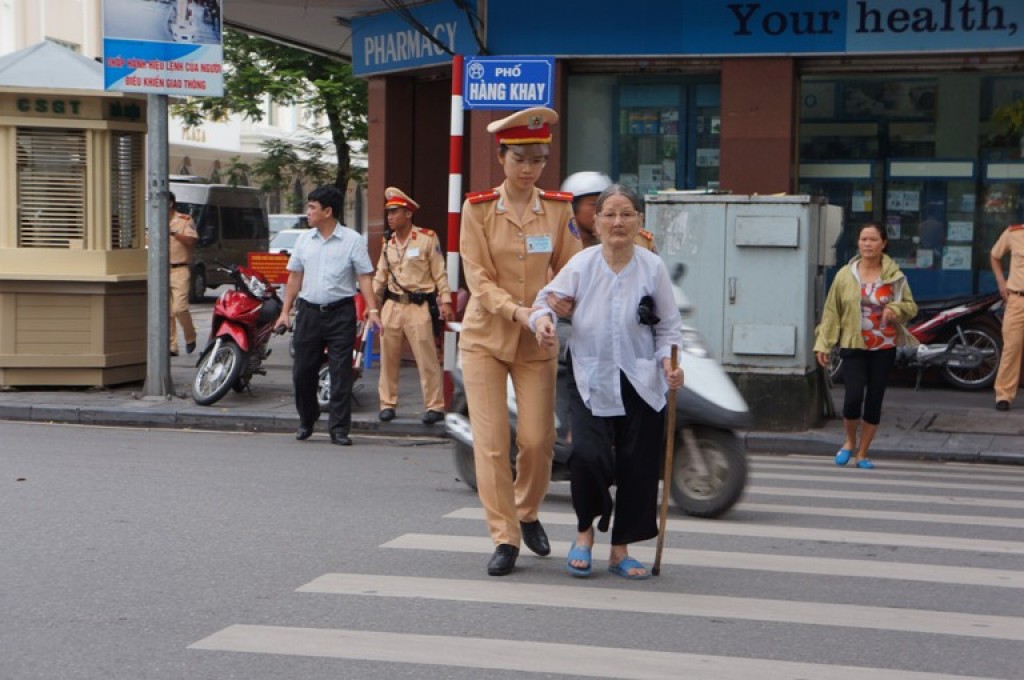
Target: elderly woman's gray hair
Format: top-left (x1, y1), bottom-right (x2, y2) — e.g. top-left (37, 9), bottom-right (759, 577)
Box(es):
top-left (594, 184), bottom-right (643, 214)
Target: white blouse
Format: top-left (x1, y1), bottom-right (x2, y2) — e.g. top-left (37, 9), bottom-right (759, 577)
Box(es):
top-left (531, 247), bottom-right (682, 416)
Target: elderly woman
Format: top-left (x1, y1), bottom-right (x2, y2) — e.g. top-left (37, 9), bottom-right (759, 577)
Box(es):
top-left (459, 107), bottom-right (581, 576)
top-left (530, 184), bottom-right (683, 580)
top-left (814, 222), bottom-right (917, 469)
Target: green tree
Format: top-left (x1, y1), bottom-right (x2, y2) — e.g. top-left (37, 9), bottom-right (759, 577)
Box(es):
top-left (173, 29), bottom-right (367, 213)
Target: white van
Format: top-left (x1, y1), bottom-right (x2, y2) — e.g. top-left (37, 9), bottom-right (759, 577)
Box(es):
top-left (170, 182), bottom-right (269, 301)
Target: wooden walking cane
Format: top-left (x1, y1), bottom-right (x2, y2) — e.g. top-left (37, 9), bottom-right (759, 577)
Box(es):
top-left (652, 344), bottom-right (679, 577)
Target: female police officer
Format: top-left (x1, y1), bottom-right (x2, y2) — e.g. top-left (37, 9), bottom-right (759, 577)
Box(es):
top-left (459, 107), bottom-right (581, 575)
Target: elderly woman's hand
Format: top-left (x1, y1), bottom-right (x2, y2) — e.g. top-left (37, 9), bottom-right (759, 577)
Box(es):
top-left (663, 360), bottom-right (684, 391)
top-left (534, 315), bottom-right (557, 348)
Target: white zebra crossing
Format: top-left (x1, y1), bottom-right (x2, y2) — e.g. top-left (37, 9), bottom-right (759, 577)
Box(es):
top-left (190, 456), bottom-right (1024, 678)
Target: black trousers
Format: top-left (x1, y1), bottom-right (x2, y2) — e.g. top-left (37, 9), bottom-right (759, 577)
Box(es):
top-left (292, 299), bottom-right (356, 435)
top-left (840, 347), bottom-right (897, 425)
top-left (566, 352), bottom-right (663, 546)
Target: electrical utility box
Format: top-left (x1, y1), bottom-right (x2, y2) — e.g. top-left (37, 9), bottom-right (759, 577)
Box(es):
top-left (646, 193), bottom-right (842, 431)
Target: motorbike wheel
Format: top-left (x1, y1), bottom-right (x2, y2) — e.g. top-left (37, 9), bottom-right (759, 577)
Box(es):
top-left (940, 322), bottom-right (1002, 390)
top-left (191, 341), bottom-right (244, 406)
top-left (450, 393), bottom-right (478, 490)
top-left (670, 426), bottom-right (747, 518)
top-left (189, 266), bottom-right (206, 303)
top-left (317, 364), bottom-right (331, 411)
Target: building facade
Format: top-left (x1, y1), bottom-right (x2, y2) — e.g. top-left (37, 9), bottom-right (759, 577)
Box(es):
top-left (358, 0), bottom-right (1024, 302)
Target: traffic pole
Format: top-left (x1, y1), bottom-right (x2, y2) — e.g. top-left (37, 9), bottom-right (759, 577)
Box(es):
top-left (443, 54), bottom-right (464, 409)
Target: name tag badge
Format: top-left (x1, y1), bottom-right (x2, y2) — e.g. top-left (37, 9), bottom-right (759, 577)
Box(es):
top-left (407, 247), bottom-right (420, 257)
top-left (526, 235), bottom-right (553, 254)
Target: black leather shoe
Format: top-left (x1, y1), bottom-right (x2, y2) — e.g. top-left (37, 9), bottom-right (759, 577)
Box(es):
top-left (378, 408), bottom-right (396, 422)
top-left (487, 544), bottom-right (519, 576)
top-left (331, 432), bottom-right (352, 446)
top-left (186, 341), bottom-right (196, 354)
top-left (296, 426), bottom-right (314, 441)
top-left (520, 520), bottom-right (550, 556)
top-left (996, 400), bottom-right (1010, 412)
top-left (421, 410), bottom-right (444, 425)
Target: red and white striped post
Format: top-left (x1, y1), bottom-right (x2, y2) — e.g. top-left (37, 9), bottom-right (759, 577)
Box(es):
top-left (444, 54), bottom-right (464, 408)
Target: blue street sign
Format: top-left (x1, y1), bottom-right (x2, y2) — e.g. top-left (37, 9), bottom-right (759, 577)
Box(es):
top-left (463, 57), bottom-right (554, 110)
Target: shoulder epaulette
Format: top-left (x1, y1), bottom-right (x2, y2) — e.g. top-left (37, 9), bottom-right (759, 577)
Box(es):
top-left (1009, 224), bottom-right (1024, 231)
top-left (540, 190), bottom-right (573, 202)
top-left (466, 189), bottom-right (499, 204)
top-left (417, 227), bottom-right (435, 237)
top-left (638, 229), bottom-right (653, 241)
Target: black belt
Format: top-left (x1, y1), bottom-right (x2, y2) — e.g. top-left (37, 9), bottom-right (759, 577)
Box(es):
top-left (1009, 289), bottom-right (1024, 297)
top-left (384, 290), bottom-right (429, 305)
top-left (298, 297), bottom-right (353, 313)
top-left (170, 262), bottom-right (189, 268)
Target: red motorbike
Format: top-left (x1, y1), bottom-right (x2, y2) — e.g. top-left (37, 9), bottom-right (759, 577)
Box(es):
top-left (191, 263), bottom-right (284, 405)
top-left (830, 291), bottom-right (1004, 390)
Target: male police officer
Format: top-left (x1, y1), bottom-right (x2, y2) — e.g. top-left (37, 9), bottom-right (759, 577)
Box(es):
top-left (561, 172), bottom-right (657, 252)
top-left (373, 187), bottom-right (454, 424)
top-left (168, 192), bottom-right (198, 356)
top-left (991, 221), bottom-right (1024, 411)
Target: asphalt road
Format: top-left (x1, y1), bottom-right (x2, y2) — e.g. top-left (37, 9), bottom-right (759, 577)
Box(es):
top-left (3, 421), bottom-right (1023, 679)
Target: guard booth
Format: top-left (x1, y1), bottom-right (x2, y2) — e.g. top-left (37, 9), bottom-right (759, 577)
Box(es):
top-left (0, 42), bottom-right (148, 387)
top-left (646, 193), bottom-right (842, 431)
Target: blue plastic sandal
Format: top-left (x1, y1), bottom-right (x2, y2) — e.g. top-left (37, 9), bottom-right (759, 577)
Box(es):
top-left (835, 448), bottom-right (853, 466)
top-left (856, 459), bottom-right (875, 469)
top-left (566, 542), bottom-right (592, 577)
top-left (607, 556), bottom-right (650, 580)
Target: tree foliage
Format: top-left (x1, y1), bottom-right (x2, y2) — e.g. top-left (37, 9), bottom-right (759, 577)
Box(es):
top-left (173, 29), bottom-right (367, 212)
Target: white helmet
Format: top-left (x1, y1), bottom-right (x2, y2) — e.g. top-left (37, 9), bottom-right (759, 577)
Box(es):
top-left (560, 171), bottom-right (613, 199)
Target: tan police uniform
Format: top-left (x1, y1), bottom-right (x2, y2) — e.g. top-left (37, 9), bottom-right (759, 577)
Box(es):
top-left (169, 211), bottom-right (198, 354)
top-left (460, 107), bottom-right (582, 548)
top-left (373, 188), bottom-right (452, 415)
top-left (992, 224), bottom-right (1024, 404)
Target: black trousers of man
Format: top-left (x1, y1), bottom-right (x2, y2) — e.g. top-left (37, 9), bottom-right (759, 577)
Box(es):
top-left (566, 351), bottom-right (664, 547)
top-left (292, 298), bottom-right (356, 436)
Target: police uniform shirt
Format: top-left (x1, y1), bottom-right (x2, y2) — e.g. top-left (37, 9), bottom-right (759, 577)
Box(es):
top-left (373, 226), bottom-right (453, 304)
top-left (992, 225), bottom-right (1024, 291)
top-left (287, 224), bottom-right (374, 304)
top-left (169, 212), bottom-right (197, 265)
top-left (459, 184), bottom-right (580, 363)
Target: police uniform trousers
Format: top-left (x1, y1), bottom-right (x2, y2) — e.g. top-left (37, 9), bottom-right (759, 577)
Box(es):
top-left (461, 346), bottom-right (557, 547)
top-left (292, 298), bottom-right (357, 435)
top-left (995, 293), bottom-right (1024, 403)
top-left (378, 298), bottom-right (444, 412)
top-left (567, 352), bottom-right (663, 547)
top-left (169, 265), bottom-right (196, 352)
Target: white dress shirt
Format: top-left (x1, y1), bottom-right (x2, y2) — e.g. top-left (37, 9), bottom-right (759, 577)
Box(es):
top-left (531, 247), bottom-right (682, 416)
top-left (287, 224), bottom-right (373, 304)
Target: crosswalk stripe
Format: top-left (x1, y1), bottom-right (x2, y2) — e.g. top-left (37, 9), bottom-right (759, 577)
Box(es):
top-left (297, 573), bottom-right (1024, 641)
top-left (446, 508), bottom-right (1024, 555)
top-left (382, 534), bottom-right (1024, 589)
top-left (736, 502), bottom-right (1024, 529)
top-left (189, 624), bottom-right (997, 680)
top-left (748, 486), bottom-right (1024, 510)
top-left (750, 458), bottom-right (1024, 482)
top-left (750, 471), bottom-right (1024, 494)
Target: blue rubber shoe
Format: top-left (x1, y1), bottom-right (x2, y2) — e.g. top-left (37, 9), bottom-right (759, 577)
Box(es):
top-left (607, 556), bottom-right (650, 580)
top-left (835, 448), bottom-right (853, 466)
top-left (566, 541), bottom-right (592, 577)
top-left (856, 459), bottom-right (875, 469)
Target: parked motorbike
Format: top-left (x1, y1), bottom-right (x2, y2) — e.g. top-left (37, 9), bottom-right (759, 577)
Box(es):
top-left (191, 263), bottom-right (284, 405)
top-left (829, 292), bottom-right (1003, 390)
top-left (445, 282), bottom-right (751, 518)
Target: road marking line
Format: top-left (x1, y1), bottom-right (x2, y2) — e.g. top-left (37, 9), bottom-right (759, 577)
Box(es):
top-left (382, 534), bottom-right (1024, 589)
top-left (735, 502), bottom-right (1024, 529)
top-left (189, 624), bottom-right (996, 679)
top-left (750, 459), bottom-right (1024, 482)
top-left (748, 486), bottom-right (1024, 510)
top-left (750, 471), bottom-right (1024, 494)
top-left (445, 508), bottom-right (1024, 555)
top-left (298, 573), bottom-right (1024, 641)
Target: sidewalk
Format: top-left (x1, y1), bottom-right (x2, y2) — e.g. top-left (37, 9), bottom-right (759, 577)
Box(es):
top-left (1, 303), bottom-right (1022, 464)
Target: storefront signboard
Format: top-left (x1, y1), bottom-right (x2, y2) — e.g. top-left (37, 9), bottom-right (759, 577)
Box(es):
top-left (488, 0), bottom-right (1024, 56)
top-left (462, 57), bottom-right (554, 110)
top-left (352, 0), bottom-right (478, 77)
top-left (103, 0), bottom-right (224, 96)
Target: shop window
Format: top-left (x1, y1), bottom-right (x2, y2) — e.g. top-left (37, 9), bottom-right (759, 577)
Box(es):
top-left (110, 132), bottom-right (143, 249)
top-left (15, 127), bottom-right (87, 248)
